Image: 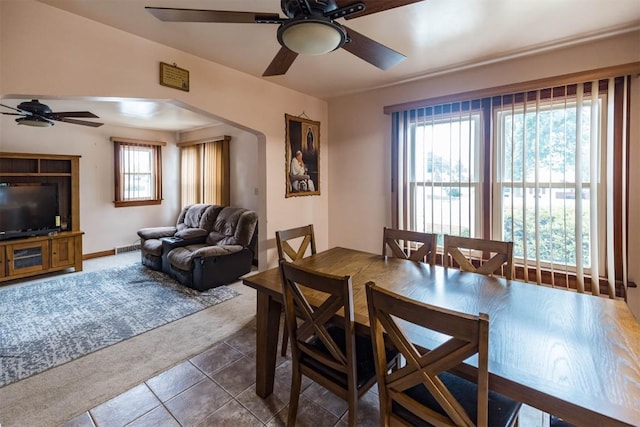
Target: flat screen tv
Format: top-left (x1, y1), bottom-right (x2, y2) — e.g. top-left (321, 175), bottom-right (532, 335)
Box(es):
top-left (0, 183), bottom-right (61, 241)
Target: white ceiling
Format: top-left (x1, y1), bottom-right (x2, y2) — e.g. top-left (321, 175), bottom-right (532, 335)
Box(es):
top-left (0, 96), bottom-right (222, 132)
top-left (5, 0), bottom-right (640, 131)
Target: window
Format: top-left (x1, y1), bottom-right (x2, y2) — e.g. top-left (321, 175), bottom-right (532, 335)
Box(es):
top-left (112, 138), bottom-right (163, 207)
top-left (408, 106), bottom-right (481, 243)
top-left (390, 73), bottom-right (631, 297)
top-left (495, 93), bottom-right (602, 272)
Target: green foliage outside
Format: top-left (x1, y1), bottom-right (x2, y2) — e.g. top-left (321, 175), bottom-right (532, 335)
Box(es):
top-left (503, 205), bottom-right (591, 267)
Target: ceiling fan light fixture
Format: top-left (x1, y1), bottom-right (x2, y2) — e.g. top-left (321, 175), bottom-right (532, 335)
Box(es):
top-left (278, 19), bottom-right (346, 55)
top-left (15, 116), bottom-right (53, 127)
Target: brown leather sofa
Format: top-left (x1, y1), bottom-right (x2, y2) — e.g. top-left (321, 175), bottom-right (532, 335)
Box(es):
top-left (137, 204), bottom-right (257, 291)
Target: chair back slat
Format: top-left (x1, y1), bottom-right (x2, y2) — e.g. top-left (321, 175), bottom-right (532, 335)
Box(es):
top-left (382, 227), bottom-right (438, 265)
top-left (366, 281), bottom-right (490, 427)
top-left (276, 225), bottom-right (316, 262)
top-left (443, 235), bottom-right (514, 279)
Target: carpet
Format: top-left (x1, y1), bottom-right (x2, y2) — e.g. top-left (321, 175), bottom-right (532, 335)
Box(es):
top-left (0, 263), bottom-right (239, 387)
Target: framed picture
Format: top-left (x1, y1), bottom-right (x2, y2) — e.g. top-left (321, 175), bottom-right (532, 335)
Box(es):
top-left (285, 113), bottom-right (320, 197)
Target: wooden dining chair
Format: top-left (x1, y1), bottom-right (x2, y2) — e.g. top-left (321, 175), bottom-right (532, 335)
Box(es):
top-left (365, 281), bottom-right (521, 427)
top-left (443, 234), bottom-right (514, 279)
top-left (279, 261), bottom-right (399, 427)
top-left (275, 224), bottom-right (317, 356)
top-left (382, 227), bottom-right (438, 265)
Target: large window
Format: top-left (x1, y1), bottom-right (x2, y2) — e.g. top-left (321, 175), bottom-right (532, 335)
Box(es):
top-left (112, 138), bottom-right (163, 207)
top-left (391, 73), bottom-right (631, 297)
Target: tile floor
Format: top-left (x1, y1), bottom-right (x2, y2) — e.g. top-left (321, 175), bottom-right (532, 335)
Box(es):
top-left (59, 317), bottom-right (547, 427)
top-left (55, 251), bottom-right (548, 427)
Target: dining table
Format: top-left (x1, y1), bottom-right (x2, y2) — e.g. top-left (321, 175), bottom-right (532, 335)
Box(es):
top-left (242, 246), bottom-right (640, 426)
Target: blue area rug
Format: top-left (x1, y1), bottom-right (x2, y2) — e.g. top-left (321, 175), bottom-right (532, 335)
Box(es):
top-left (0, 264), bottom-right (239, 387)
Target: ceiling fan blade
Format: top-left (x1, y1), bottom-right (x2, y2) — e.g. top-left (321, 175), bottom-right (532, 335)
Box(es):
top-left (57, 118), bottom-right (104, 127)
top-left (263, 47), bottom-right (299, 76)
top-left (0, 103), bottom-right (24, 113)
top-left (1, 112), bottom-right (23, 116)
top-left (342, 26), bottom-right (405, 70)
top-left (50, 111), bottom-right (99, 119)
top-left (145, 7), bottom-right (282, 24)
top-left (337, 0), bottom-right (424, 19)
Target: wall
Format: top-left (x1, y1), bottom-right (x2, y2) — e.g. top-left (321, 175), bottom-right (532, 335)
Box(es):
top-left (0, 1), bottom-right (330, 268)
top-left (328, 31), bottom-right (640, 317)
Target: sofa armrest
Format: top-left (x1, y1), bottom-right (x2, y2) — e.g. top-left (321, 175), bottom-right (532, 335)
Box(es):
top-left (192, 244), bottom-right (244, 258)
top-left (175, 228), bottom-right (209, 240)
top-left (138, 226), bottom-right (177, 240)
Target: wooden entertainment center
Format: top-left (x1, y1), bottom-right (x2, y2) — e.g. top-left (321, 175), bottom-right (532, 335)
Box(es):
top-left (0, 152), bottom-right (83, 282)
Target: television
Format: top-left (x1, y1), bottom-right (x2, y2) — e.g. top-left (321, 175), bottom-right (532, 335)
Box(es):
top-left (0, 183), bottom-right (61, 241)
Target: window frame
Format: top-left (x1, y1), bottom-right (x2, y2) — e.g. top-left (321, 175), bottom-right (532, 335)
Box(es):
top-left (112, 137), bottom-right (164, 208)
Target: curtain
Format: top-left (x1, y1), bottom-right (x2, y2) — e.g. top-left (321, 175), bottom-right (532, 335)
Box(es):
top-left (180, 145), bottom-right (201, 206)
top-left (391, 76), bottom-right (631, 299)
top-left (180, 137), bottom-right (230, 206)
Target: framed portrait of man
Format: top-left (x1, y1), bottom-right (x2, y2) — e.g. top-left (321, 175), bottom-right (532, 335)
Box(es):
top-left (285, 113), bottom-right (320, 197)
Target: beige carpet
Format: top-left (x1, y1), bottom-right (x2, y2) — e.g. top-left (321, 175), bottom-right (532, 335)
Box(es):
top-left (0, 280), bottom-right (257, 427)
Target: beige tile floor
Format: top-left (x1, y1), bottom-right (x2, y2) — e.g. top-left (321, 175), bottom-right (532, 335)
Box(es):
top-left (56, 251), bottom-right (549, 427)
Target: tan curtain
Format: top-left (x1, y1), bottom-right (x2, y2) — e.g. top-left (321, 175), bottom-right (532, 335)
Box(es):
top-left (203, 139), bottom-right (230, 205)
top-left (180, 137), bottom-right (230, 206)
top-left (180, 145), bottom-right (202, 206)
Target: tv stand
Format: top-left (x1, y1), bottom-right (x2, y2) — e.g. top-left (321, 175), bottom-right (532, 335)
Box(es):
top-left (0, 153), bottom-right (83, 283)
top-left (0, 232), bottom-right (83, 281)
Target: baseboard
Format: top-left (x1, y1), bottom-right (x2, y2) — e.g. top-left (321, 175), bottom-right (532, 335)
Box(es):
top-left (83, 250), bottom-right (115, 260)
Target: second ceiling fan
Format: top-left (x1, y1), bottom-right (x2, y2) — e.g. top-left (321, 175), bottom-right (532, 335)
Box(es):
top-left (146, 0), bottom-right (423, 76)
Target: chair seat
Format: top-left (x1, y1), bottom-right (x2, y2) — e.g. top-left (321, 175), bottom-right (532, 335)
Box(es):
top-left (301, 326), bottom-right (397, 390)
top-left (393, 371), bottom-right (521, 427)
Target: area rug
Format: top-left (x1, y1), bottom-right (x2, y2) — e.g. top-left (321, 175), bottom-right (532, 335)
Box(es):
top-left (0, 264), bottom-right (239, 387)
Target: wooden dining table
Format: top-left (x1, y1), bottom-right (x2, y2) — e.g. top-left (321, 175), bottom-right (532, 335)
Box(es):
top-left (242, 246), bottom-right (640, 426)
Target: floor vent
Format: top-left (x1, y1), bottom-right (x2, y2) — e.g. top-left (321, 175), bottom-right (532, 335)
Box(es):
top-left (115, 244), bottom-right (141, 254)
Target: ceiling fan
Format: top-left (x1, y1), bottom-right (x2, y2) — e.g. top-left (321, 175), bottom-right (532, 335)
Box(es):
top-left (0, 99), bottom-right (103, 128)
top-left (146, 0), bottom-right (423, 76)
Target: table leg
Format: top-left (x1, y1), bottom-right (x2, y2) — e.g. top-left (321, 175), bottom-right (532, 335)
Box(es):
top-left (255, 291), bottom-right (282, 398)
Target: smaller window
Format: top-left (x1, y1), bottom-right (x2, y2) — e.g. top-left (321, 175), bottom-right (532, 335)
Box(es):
top-left (112, 138), bottom-right (163, 207)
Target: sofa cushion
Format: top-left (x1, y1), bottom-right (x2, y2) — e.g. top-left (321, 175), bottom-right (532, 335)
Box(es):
top-left (207, 207), bottom-right (257, 247)
top-left (200, 205), bottom-right (224, 230)
top-left (178, 204), bottom-right (211, 230)
top-left (167, 246), bottom-right (198, 271)
top-left (168, 244), bottom-right (244, 271)
top-left (175, 228), bottom-right (209, 240)
top-left (137, 226), bottom-right (176, 240)
top-left (192, 244), bottom-right (243, 258)
top-left (141, 238), bottom-right (163, 257)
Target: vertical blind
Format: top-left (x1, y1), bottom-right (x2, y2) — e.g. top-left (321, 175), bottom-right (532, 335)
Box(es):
top-left (180, 136), bottom-right (230, 207)
top-left (391, 75), bottom-right (631, 298)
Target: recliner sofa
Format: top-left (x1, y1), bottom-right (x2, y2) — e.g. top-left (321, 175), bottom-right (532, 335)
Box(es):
top-left (137, 204), bottom-right (257, 291)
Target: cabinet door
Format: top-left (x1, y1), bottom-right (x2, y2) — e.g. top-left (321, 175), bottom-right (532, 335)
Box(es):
top-left (0, 247), bottom-right (5, 278)
top-left (6, 241), bottom-right (49, 276)
top-left (51, 236), bottom-right (76, 268)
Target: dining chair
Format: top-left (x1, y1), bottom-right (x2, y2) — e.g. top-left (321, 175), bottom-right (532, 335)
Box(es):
top-left (443, 234), bottom-right (514, 279)
top-left (382, 227), bottom-right (438, 265)
top-left (279, 261), bottom-right (399, 427)
top-left (365, 281), bottom-right (521, 427)
top-left (275, 224), bottom-right (317, 356)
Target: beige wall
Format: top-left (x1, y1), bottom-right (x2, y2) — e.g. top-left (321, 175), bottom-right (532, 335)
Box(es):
top-left (0, 0), bottom-right (330, 267)
top-left (327, 30), bottom-right (640, 316)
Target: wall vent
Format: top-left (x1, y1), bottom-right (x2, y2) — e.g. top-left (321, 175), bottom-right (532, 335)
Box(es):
top-left (115, 244), bottom-right (141, 254)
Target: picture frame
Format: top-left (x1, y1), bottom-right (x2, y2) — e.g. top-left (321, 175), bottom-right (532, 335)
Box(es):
top-left (285, 113), bottom-right (320, 197)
